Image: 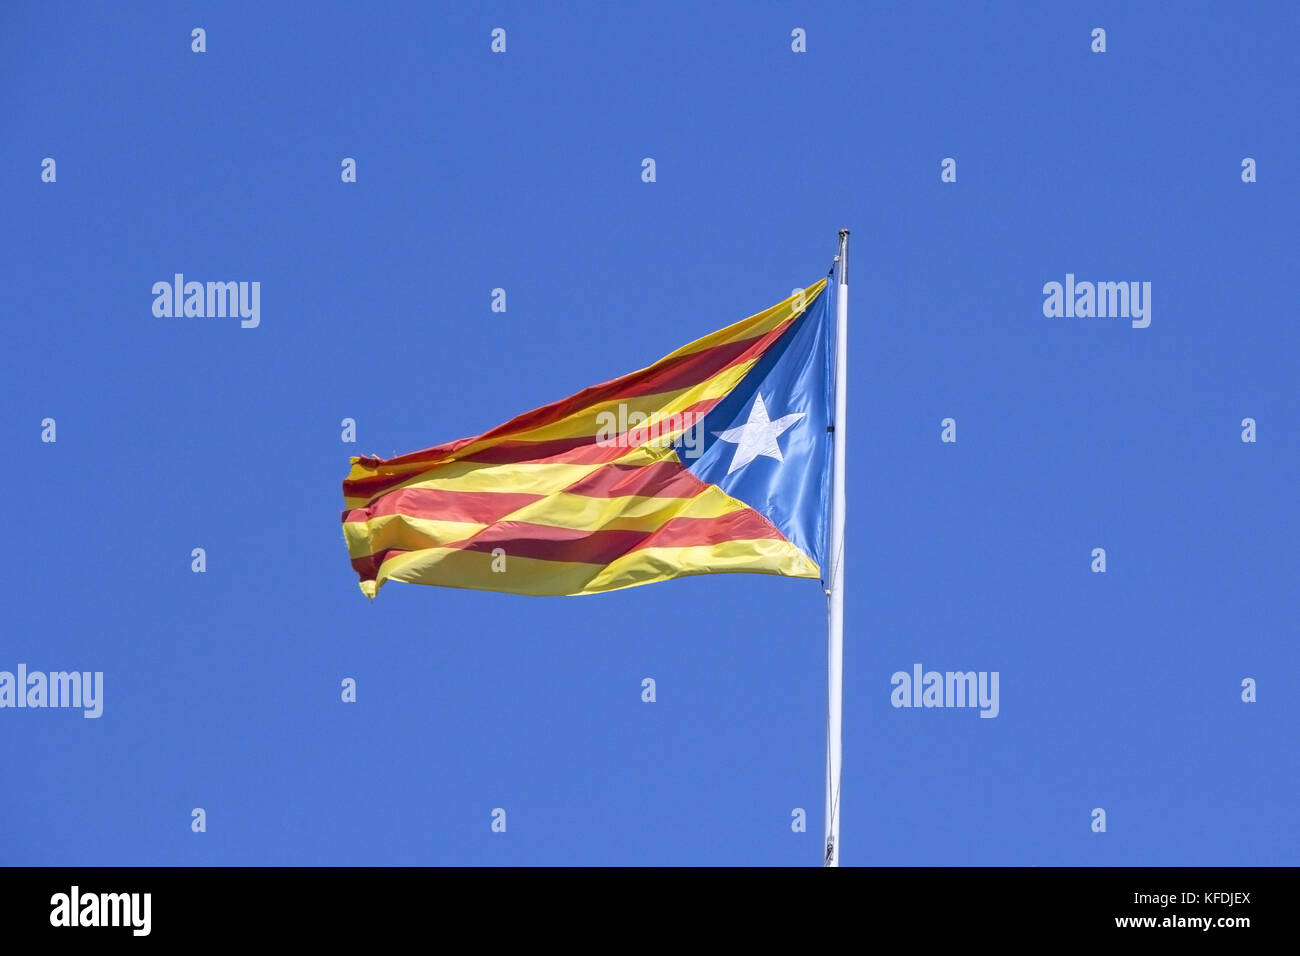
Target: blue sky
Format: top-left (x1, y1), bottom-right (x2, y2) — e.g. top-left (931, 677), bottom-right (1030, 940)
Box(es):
top-left (2, 1), bottom-right (1296, 866)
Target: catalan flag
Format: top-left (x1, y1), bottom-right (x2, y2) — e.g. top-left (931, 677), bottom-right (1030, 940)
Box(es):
top-left (342, 278), bottom-right (834, 598)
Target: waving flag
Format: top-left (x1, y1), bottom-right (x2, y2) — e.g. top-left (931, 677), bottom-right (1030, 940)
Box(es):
top-left (342, 278), bottom-right (833, 597)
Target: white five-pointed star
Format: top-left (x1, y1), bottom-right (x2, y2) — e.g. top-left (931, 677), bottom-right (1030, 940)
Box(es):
top-left (713, 393), bottom-right (806, 475)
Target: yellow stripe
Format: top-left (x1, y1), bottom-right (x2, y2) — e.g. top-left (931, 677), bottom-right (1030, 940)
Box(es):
top-left (344, 444), bottom-right (664, 511)
top-left (503, 281), bottom-right (825, 442)
top-left (434, 289), bottom-right (821, 453)
top-left (343, 514), bottom-right (485, 559)
top-left (583, 539), bottom-right (819, 592)
top-left (370, 547), bottom-right (603, 597)
top-left (344, 485), bottom-right (748, 559)
top-left (345, 281), bottom-right (827, 499)
top-left (500, 485), bottom-right (746, 533)
top-left (662, 279), bottom-right (827, 360)
top-left (344, 359), bottom-right (755, 509)
top-left (503, 355), bottom-right (757, 444)
top-left (361, 535), bottom-right (819, 598)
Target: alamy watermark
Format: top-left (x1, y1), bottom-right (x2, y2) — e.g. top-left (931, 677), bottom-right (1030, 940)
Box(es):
top-left (50, 886), bottom-right (150, 936)
top-left (890, 663), bottom-right (999, 718)
top-left (1042, 274), bottom-right (1151, 328)
top-left (0, 664), bottom-right (103, 718)
top-left (595, 404), bottom-right (704, 458)
top-left (152, 274), bottom-right (260, 328)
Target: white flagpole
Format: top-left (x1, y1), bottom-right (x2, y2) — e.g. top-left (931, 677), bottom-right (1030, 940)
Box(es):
top-left (825, 228), bottom-right (849, 867)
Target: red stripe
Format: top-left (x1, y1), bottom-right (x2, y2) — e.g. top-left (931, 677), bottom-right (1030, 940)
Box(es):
top-left (343, 489), bottom-right (544, 526)
top-left (343, 435), bottom-right (624, 502)
top-left (459, 397), bottom-right (724, 466)
top-left (615, 325), bottom-right (788, 399)
top-left (344, 397), bottom-right (726, 504)
top-left (351, 548), bottom-right (403, 581)
top-left (343, 457), bottom-right (707, 529)
top-left (387, 509), bottom-right (788, 567)
top-left (559, 459), bottom-right (707, 499)
top-left (459, 436), bottom-right (627, 466)
top-left (630, 508), bottom-right (789, 552)
top-left (351, 506), bottom-right (790, 577)
top-left (348, 476), bottom-right (790, 572)
top-left (453, 525), bottom-right (647, 566)
top-left (342, 310), bottom-right (807, 502)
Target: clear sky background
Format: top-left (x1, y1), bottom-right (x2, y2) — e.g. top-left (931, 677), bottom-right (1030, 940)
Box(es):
top-left (2, 1), bottom-right (1296, 866)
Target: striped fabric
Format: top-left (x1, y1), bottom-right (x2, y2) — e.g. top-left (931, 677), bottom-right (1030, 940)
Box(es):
top-left (342, 279), bottom-right (827, 597)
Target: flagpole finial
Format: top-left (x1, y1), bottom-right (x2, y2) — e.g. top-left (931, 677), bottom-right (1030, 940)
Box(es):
top-left (838, 227), bottom-right (850, 237)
